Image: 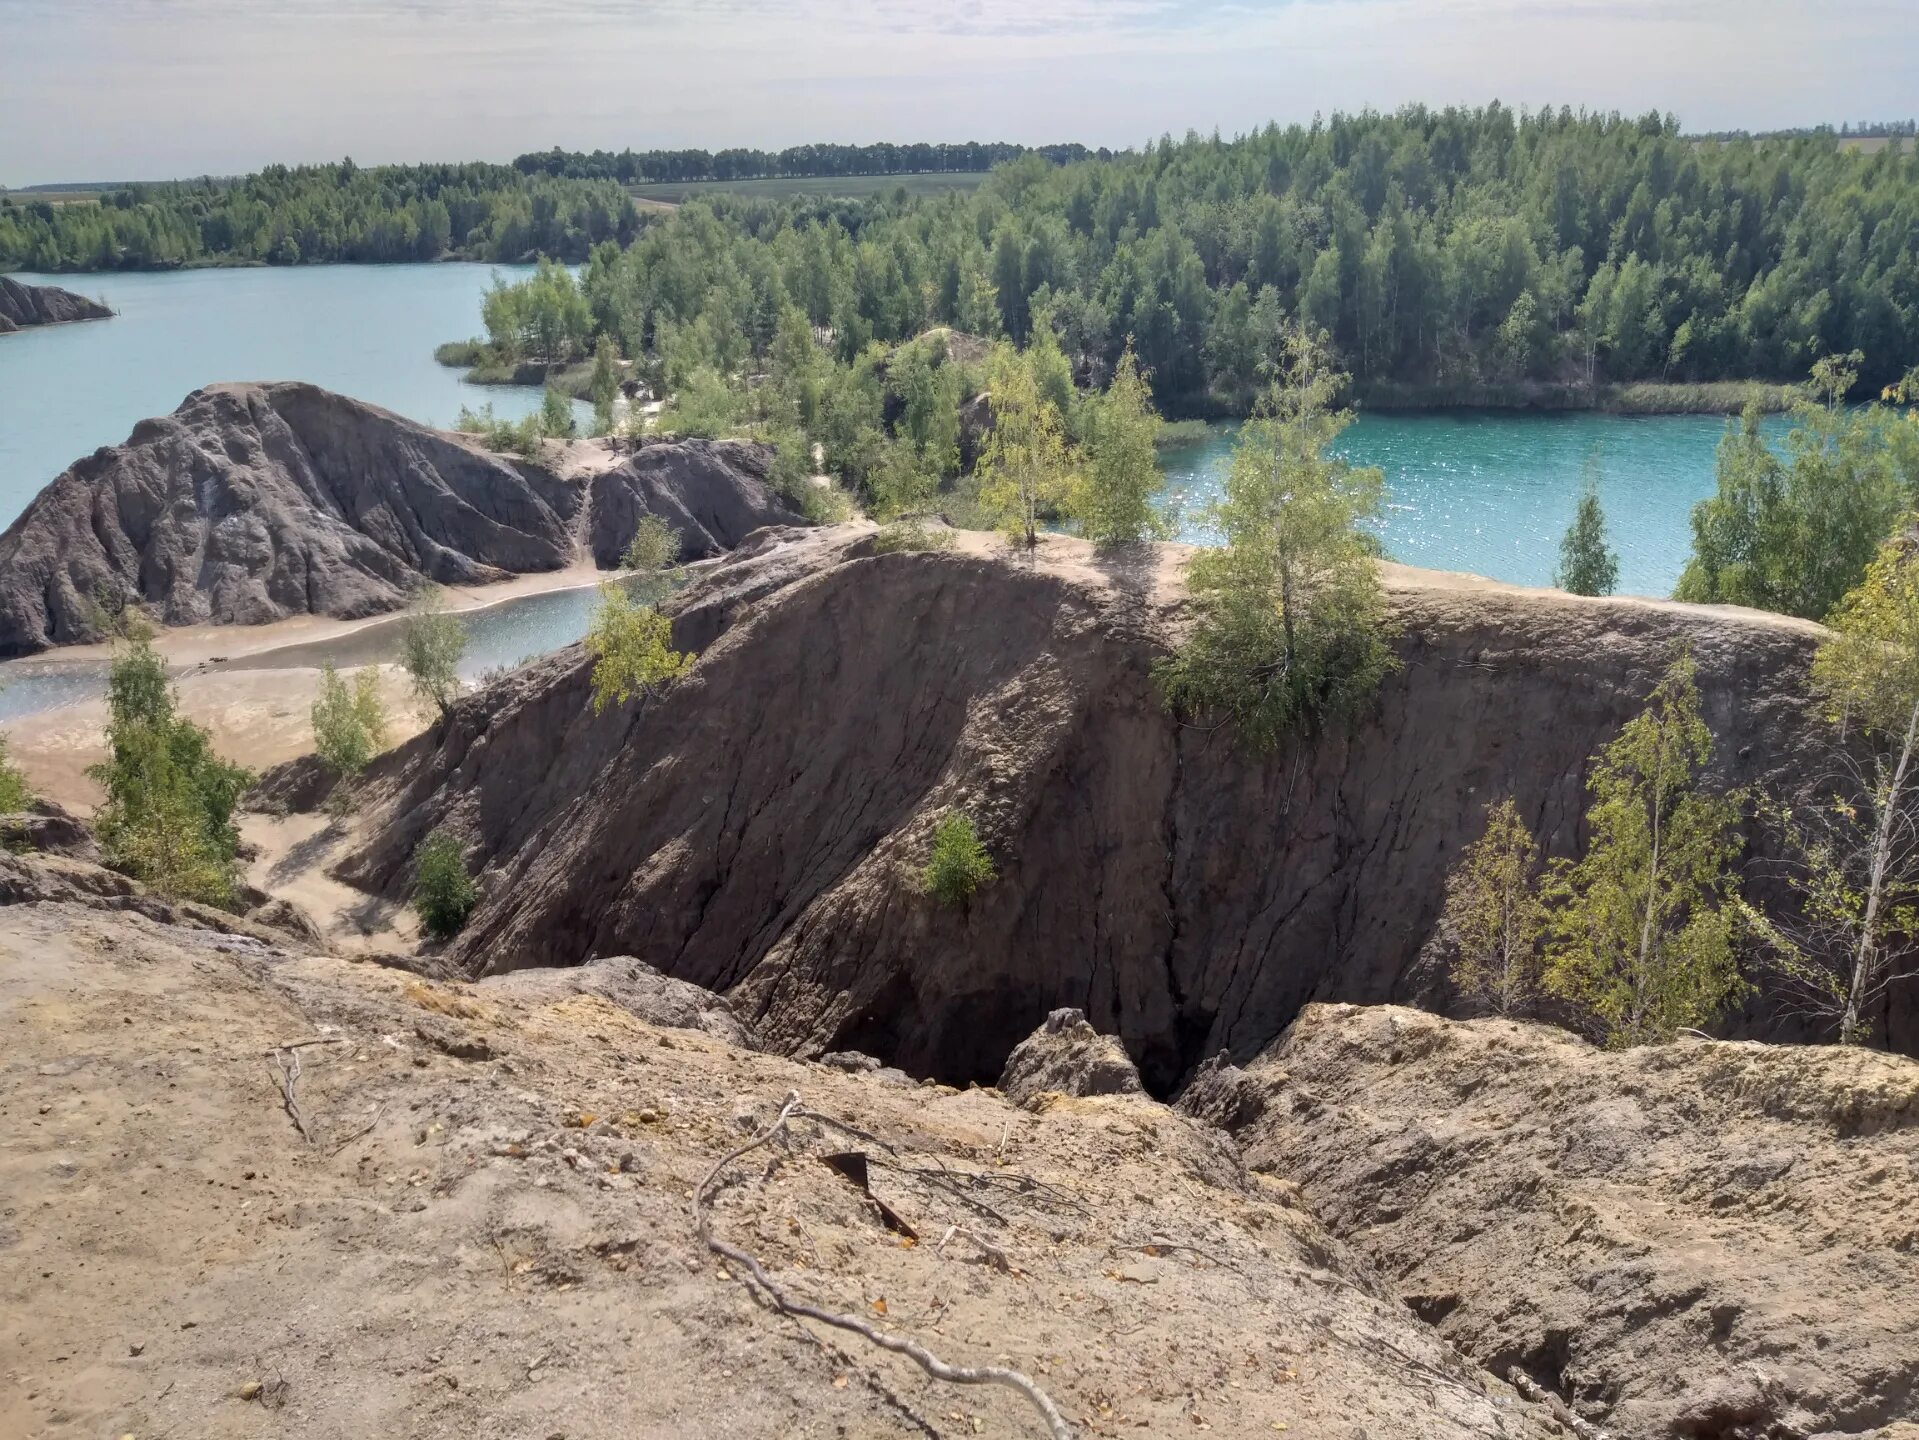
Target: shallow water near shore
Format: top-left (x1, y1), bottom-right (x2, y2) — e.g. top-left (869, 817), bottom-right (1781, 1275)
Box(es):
top-left (1159, 409), bottom-right (1788, 597)
top-left (0, 262), bottom-right (1784, 719)
top-left (0, 262), bottom-right (558, 526)
top-left (0, 574), bottom-right (638, 722)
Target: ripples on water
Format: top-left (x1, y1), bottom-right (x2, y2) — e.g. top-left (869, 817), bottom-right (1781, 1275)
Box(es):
top-left (0, 263), bottom-right (1775, 719)
top-left (1158, 410), bottom-right (1780, 597)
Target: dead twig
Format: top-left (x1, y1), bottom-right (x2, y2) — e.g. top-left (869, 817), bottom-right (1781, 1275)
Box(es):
top-left (268, 1047), bottom-right (314, 1144)
top-left (1115, 1238), bottom-right (1249, 1278)
top-left (1507, 1367), bottom-right (1613, 1440)
top-left (266, 1036), bottom-right (352, 1146)
top-left (326, 1102), bottom-right (388, 1157)
top-left (935, 1224), bottom-right (1018, 1276)
top-left (695, 1092), bottom-right (1075, 1440)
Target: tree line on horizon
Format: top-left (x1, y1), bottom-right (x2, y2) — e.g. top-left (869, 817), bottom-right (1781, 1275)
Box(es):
top-left (8, 105), bottom-right (1919, 398)
top-left (0, 159), bottom-right (640, 269)
top-left (510, 140), bottom-right (1104, 184)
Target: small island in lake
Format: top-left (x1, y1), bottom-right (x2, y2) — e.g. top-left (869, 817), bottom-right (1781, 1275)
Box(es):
top-left (0, 275), bottom-right (112, 333)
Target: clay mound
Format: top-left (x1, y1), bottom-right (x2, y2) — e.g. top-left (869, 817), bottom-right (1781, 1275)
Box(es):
top-left (1179, 1003), bottom-right (1919, 1438)
top-left (585, 437), bottom-right (804, 566)
top-left (326, 526), bottom-right (1906, 1087)
top-left (0, 275), bottom-right (112, 332)
top-left (0, 383), bottom-right (803, 656)
top-left (999, 1007), bottom-right (1146, 1107)
top-left (2, 899), bottom-right (1575, 1439)
top-left (477, 953), bottom-right (757, 1047)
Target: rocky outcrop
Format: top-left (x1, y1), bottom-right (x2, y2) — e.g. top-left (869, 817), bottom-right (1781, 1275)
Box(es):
top-left (584, 438), bottom-right (804, 566)
top-left (998, 1008), bottom-right (1145, 1107)
top-left (0, 799), bottom-right (102, 863)
top-left (325, 527), bottom-right (1906, 1086)
top-left (1178, 1003), bottom-right (1919, 1438)
top-left (0, 276), bottom-right (112, 333)
top-left (0, 382), bottom-right (804, 656)
top-left (478, 954), bottom-right (756, 1047)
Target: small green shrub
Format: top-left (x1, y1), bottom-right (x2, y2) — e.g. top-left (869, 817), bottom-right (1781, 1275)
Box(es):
top-left (311, 664), bottom-right (390, 815)
top-left (0, 733), bottom-right (32, 813)
top-left (585, 584), bottom-right (689, 713)
top-left (622, 513), bottom-right (681, 576)
top-left (401, 586), bottom-right (469, 720)
top-left (540, 385), bottom-right (577, 439)
top-left (921, 810), bottom-right (995, 907)
top-left (413, 829), bottom-right (478, 940)
top-left (871, 518), bottom-right (955, 554)
top-left (454, 402), bottom-right (545, 459)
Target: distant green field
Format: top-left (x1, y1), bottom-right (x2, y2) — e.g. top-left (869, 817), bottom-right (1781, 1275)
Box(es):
top-left (628, 171), bottom-right (991, 204)
top-left (3, 189), bottom-right (104, 207)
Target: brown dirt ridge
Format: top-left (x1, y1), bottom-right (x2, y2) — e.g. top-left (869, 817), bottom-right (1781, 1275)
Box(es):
top-left (307, 523), bottom-right (1904, 1089)
top-left (0, 381), bottom-right (802, 656)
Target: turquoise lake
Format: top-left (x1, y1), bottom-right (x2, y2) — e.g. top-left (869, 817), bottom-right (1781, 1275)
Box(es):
top-left (1157, 410), bottom-right (1769, 596)
top-left (0, 262), bottom-right (1774, 720)
top-left (0, 263), bottom-right (1750, 598)
top-left (0, 263), bottom-right (555, 528)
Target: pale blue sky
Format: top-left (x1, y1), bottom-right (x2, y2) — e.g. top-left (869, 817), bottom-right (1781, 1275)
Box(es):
top-left (2, 0), bottom-right (1914, 185)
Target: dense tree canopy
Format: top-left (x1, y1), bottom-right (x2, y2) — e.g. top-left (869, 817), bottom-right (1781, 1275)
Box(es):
top-left (0, 159), bottom-right (639, 270)
top-left (535, 107), bottom-right (1919, 412)
top-left (12, 108), bottom-right (1919, 400)
top-left (510, 140), bottom-right (1100, 183)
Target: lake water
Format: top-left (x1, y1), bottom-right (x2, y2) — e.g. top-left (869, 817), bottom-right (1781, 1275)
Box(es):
top-left (0, 263), bottom-right (554, 526)
top-left (1159, 410), bottom-right (1769, 597)
top-left (0, 261), bottom-right (1765, 719)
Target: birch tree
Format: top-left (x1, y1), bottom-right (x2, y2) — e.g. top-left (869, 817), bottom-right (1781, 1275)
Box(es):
top-left (975, 341), bottom-right (1077, 549)
top-left (1761, 530), bottom-right (1919, 1042)
top-left (1543, 653), bottom-right (1746, 1046)
top-left (1439, 799), bottom-right (1547, 1015)
top-left (1155, 330), bottom-right (1396, 750)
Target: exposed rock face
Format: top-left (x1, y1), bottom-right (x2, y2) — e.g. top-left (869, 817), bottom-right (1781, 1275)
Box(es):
top-left (0, 382), bottom-right (803, 656)
top-left (2, 901), bottom-right (1574, 1440)
top-left (584, 438), bottom-right (804, 566)
top-left (0, 276), bottom-right (112, 333)
top-left (999, 1007), bottom-right (1145, 1107)
top-left (478, 954), bottom-right (756, 1047)
top-left (329, 527), bottom-right (1910, 1084)
top-left (0, 799), bottom-right (101, 863)
top-left (1178, 1003), bottom-right (1919, 1438)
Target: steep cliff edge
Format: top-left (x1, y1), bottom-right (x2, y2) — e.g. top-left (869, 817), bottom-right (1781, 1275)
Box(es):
top-left (0, 382), bottom-right (803, 655)
top-left (1178, 1003), bottom-right (1919, 1437)
top-left (321, 526), bottom-right (1906, 1083)
top-left (0, 275), bottom-right (112, 332)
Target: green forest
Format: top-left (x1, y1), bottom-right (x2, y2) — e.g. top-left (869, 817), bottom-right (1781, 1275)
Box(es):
top-left (9, 106), bottom-right (1919, 401)
top-left (510, 140), bottom-right (1101, 183)
top-left (0, 160), bottom-right (639, 269)
top-left (524, 106), bottom-right (1919, 405)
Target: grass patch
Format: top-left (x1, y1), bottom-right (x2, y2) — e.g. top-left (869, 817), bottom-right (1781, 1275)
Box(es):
top-left (1154, 418), bottom-right (1217, 449)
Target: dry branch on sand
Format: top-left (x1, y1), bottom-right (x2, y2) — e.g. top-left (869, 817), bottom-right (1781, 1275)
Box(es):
top-left (693, 1091), bottom-right (1077, 1440)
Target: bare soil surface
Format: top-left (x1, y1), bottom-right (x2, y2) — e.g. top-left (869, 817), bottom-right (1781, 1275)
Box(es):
top-left (0, 901), bottom-right (1567, 1440)
top-left (1181, 1004), bottom-right (1919, 1438)
top-left (4, 664), bottom-right (423, 813)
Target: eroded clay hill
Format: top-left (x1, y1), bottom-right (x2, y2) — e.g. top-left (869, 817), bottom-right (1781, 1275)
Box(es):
top-left (0, 275), bottom-right (112, 332)
top-left (0, 381), bottom-right (802, 655)
top-left (0, 898), bottom-right (1575, 1440)
top-left (316, 524), bottom-right (1907, 1088)
top-left (1180, 1004), bottom-right (1919, 1438)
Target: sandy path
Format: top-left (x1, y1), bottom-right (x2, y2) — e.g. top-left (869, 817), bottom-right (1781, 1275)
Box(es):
top-left (4, 664), bottom-right (425, 813)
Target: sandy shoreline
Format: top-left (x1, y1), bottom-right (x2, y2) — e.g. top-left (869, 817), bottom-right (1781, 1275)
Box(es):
top-left (0, 559), bottom-right (611, 675)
